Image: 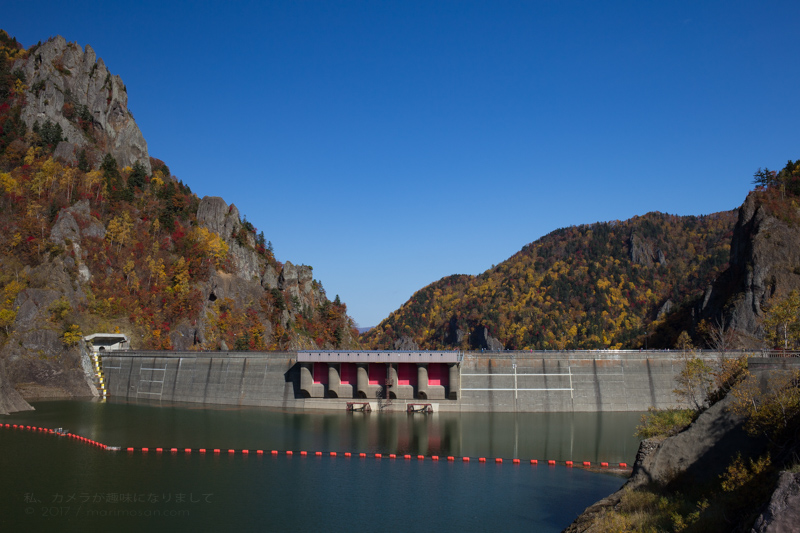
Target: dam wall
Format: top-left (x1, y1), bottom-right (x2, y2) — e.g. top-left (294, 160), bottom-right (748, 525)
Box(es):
top-left (101, 350), bottom-right (737, 412)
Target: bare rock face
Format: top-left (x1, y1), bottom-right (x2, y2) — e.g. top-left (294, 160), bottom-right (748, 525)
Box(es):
top-left (394, 335), bottom-right (419, 350)
top-left (627, 393), bottom-right (759, 489)
top-left (53, 141), bottom-right (78, 165)
top-left (261, 264), bottom-right (279, 289)
top-left (279, 262), bottom-right (314, 301)
top-left (14, 36), bottom-right (150, 173)
top-left (197, 196), bottom-right (261, 280)
top-left (50, 199), bottom-right (105, 245)
top-left (0, 367), bottom-right (34, 415)
top-left (751, 472), bottom-right (800, 533)
top-left (701, 192), bottom-right (800, 338)
top-left (470, 326), bottom-right (504, 351)
top-left (630, 233), bottom-right (654, 266)
top-left (656, 299), bottom-right (673, 319)
top-left (197, 196), bottom-right (240, 241)
top-left (564, 391), bottom-right (770, 533)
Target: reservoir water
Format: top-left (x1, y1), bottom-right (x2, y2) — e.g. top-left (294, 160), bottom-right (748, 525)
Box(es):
top-left (0, 399), bottom-right (642, 532)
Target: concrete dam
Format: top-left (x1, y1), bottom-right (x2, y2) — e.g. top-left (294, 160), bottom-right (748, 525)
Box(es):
top-left (98, 349), bottom-right (727, 412)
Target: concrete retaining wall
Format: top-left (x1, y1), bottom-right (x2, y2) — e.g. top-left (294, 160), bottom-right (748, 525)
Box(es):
top-left (101, 350), bottom-right (748, 412)
top-left (102, 352), bottom-right (304, 409)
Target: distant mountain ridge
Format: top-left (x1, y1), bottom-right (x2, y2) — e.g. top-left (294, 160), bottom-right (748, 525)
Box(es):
top-left (362, 210), bottom-right (738, 351)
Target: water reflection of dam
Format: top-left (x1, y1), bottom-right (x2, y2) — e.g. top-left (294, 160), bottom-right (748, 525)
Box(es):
top-left (101, 349), bottom-right (727, 412)
top-left (262, 408), bottom-right (641, 461)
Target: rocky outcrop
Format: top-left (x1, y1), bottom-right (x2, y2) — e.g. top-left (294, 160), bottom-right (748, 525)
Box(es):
top-left (563, 374), bottom-right (781, 533)
top-left (0, 367), bottom-right (33, 415)
top-left (49, 199), bottom-right (105, 245)
top-left (469, 326), bottom-right (504, 351)
top-left (197, 196), bottom-right (261, 280)
top-left (394, 335), bottom-right (419, 350)
top-left (630, 233), bottom-right (655, 266)
top-left (701, 192), bottom-right (800, 340)
top-left (14, 36), bottom-right (150, 172)
top-left (751, 472), bottom-right (800, 533)
top-left (196, 196), bottom-right (241, 243)
top-left (279, 261), bottom-right (314, 301)
top-left (626, 393), bottom-right (764, 490)
top-left (2, 261), bottom-right (94, 402)
top-left (656, 299), bottom-right (673, 319)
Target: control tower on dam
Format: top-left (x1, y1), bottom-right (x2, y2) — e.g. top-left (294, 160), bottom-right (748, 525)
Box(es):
top-left (99, 350), bottom-right (732, 412)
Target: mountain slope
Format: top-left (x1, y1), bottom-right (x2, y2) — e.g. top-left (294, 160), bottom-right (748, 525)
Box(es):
top-left (363, 210), bottom-right (737, 350)
top-left (0, 32), bottom-right (358, 412)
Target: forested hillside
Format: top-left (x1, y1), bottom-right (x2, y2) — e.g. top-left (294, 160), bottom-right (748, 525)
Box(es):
top-left (0, 30), bottom-right (357, 366)
top-left (363, 210), bottom-right (736, 350)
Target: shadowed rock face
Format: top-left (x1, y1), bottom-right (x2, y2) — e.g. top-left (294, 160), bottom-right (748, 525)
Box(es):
top-left (751, 472), bottom-right (800, 533)
top-left (14, 36), bottom-right (150, 173)
top-left (701, 192), bottom-right (800, 340)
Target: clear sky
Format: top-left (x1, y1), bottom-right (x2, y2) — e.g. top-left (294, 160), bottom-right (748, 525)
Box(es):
top-left (5, 1), bottom-right (800, 327)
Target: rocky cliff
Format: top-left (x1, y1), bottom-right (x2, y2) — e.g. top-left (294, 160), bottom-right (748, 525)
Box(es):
top-left (0, 32), bottom-right (358, 415)
top-left (13, 36), bottom-right (150, 173)
top-left (700, 191), bottom-right (800, 345)
top-left (563, 364), bottom-right (800, 532)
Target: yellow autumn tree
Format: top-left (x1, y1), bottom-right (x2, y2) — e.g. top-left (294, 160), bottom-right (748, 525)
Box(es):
top-left (106, 212), bottom-right (134, 252)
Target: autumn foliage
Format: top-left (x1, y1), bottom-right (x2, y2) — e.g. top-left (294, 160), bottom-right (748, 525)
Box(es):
top-left (0, 32), bottom-right (356, 351)
top-left (364, 211), bottom-right (736, 350)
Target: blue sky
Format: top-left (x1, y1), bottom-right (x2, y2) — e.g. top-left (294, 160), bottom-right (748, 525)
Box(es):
top-left (5, 1), bottom-right (800, 327)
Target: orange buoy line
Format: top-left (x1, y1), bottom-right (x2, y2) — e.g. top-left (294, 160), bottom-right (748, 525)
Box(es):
top-left (0, 423), bottom-right (633, 469)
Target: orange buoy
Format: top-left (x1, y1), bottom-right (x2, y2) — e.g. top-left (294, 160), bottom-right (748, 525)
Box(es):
top-left (345, 452), bottom-right (351, 457)
top-left (417, 455), bottom-right (425, 460)
top-left (375, 453), bottom-right (382, 459)
top-left (156, 447), bottom-right (163, 453)
top-left (359, 453), bottom-right (366, 458)
top-left (583, 461), bottom-right (591, 466)
top-left (257, 450), bottom-right (264, 455)
top-left (330, 452), bottom-right (337, 457)
top-left (271, 450), bottom-right (278, 455)
top-left (286, 451), bottom-right (293, 456)
top-left (127, 447), bottom-right (134, 452)
top-left (142, 448), bottom-right (149, 453)
top-left (432, 455), bottom-right (439, 461)
top-left (447, 456), bottom-right (454, 461)
top-left (316, 451), bottom-right (322, 456)
top-left (214, 449), bottom-right (221, 454)
top-left (566, 461), bottom-right (573, 467)
top-left (242, 450), bottom-right (249, 455)
top-left (300, 451), bottom-right (307, 456)
top-left (512, 459), bottom-right (520, 464)
top-left (170, 448), bottom-right (178, 453)
top-left (601, 462), bottom-right (609, 467)
top-left (463, 457), bottom-right (470, 462)
top-left (185, 448), bottom-right (192, 453)
top-left (479, 457), bottom-right (486, 463)
top-left (548, 460), bottom-right (556, 465)
top-left (389, 454), bottom-right (396, 459)
top-left (495, 458), bottom-right (503, 464)
top-left (404, 454), bottom-right (411, 460)
top-left (228, 449), bottom-right (235, 454)
top-left (530, 459), bottom-right (538, 465)
top-left (620, 462), bottom-right (628, 468)
top-left (200, 449), bottom-right (207, 453)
